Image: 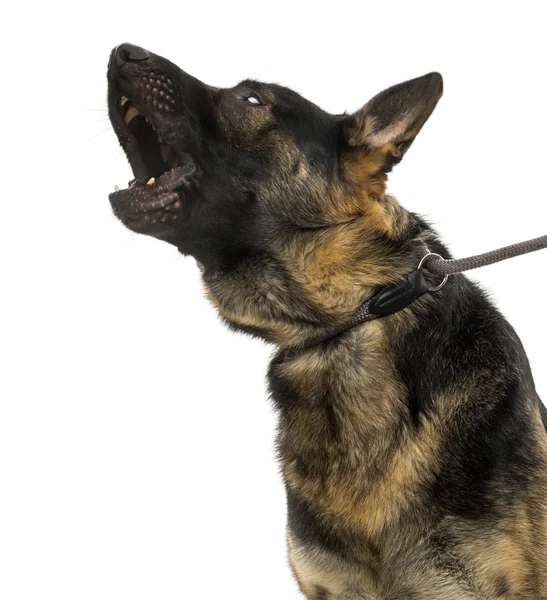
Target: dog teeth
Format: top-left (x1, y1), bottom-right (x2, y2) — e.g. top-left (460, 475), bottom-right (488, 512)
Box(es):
top-left (120, 96), bottom-right (129, 106)
top-left (147, 177), bottom-right (155, 185)
top-left (114, 185), bottom-right (120, 192)
top-left (124, 105), bottom-right (140, 125)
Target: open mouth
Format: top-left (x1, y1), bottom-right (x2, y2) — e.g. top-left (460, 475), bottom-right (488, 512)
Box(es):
top-left (116, 94), bottom-right (182, 180)
top-left (108, 90), bottom-right (196, 237)
top-left (107, 43), bottom-right (204, 239)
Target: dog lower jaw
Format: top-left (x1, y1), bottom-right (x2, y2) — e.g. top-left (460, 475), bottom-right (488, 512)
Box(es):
top-left (109, 162), bottom-right (198, 239)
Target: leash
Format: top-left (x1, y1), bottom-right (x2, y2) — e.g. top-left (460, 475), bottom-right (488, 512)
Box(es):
top-left (301, 234), bottom-right (547, 350)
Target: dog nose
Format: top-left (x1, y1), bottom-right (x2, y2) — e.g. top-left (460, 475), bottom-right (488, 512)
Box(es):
top-left (115, 43), bottom-right (149, 66)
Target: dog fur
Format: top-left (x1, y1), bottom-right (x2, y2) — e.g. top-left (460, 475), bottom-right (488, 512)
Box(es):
top-left (107, 44), bottom-right (547, 599)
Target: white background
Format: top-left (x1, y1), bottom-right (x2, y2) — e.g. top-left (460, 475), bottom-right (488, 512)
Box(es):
top-left (2, 2), bottom-right (546, 598)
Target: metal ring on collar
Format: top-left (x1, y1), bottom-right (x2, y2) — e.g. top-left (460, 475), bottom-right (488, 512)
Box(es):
top-left (418, 253), bottom-right (449, 292)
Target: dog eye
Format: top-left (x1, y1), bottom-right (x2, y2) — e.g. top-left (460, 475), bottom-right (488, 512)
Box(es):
top-left (243, 93), bottom-right (264, 106)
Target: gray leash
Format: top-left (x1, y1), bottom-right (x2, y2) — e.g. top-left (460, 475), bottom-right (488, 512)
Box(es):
top-left (299, 234), bottom-right (547, 351)
top-left (425, 234), bottom-right (547, 277)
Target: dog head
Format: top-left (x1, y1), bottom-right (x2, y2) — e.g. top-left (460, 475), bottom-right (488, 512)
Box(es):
top-left (107, 43), bottom-right (442, 345)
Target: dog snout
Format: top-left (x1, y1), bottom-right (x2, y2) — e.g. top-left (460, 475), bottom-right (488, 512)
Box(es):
top-left (115, 43), bottom-right (150, 67)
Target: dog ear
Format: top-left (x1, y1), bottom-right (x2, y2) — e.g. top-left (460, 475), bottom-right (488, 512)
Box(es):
top-left (343, 73), bottom-right (443, 175)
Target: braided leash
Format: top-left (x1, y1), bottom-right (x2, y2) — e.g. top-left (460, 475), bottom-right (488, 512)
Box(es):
top-left (425, 234), bottom-right (547, 277)
top-left (300, 234), bottom-right (547, 350)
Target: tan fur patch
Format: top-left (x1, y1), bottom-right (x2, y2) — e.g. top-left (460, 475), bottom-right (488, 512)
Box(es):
top-left (284, 216), bottom-right (412, 319)
top-left (338, 148), bottom-right (413, 238)
top-left (341, 148), bottom-right (387, 194)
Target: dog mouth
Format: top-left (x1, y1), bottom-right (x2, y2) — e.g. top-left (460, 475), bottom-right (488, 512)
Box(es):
top-left (115, 94), bottom-right (184, 180)
top-left (108, 62), bottom-right (198, 238)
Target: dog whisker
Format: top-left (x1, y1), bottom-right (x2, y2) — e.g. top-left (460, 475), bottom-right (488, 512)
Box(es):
top-left (88, 126), bottom-right (114, 141)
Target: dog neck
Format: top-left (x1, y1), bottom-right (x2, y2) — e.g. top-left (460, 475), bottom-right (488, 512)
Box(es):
top-left (204, 204), bottom-right (438, 349)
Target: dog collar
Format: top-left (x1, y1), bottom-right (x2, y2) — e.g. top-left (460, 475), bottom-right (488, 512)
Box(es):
top-left (300, 251), bottom-right (446, 350)
top-left (299, 232), bottom-right (547, 351)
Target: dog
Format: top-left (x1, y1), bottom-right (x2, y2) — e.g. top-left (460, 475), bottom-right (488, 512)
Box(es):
top-left (107, 43), bottom-right (547, 599)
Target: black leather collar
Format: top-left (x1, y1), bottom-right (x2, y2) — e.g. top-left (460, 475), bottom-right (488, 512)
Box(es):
top-left (299, 251), bottom-right (445, 351)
